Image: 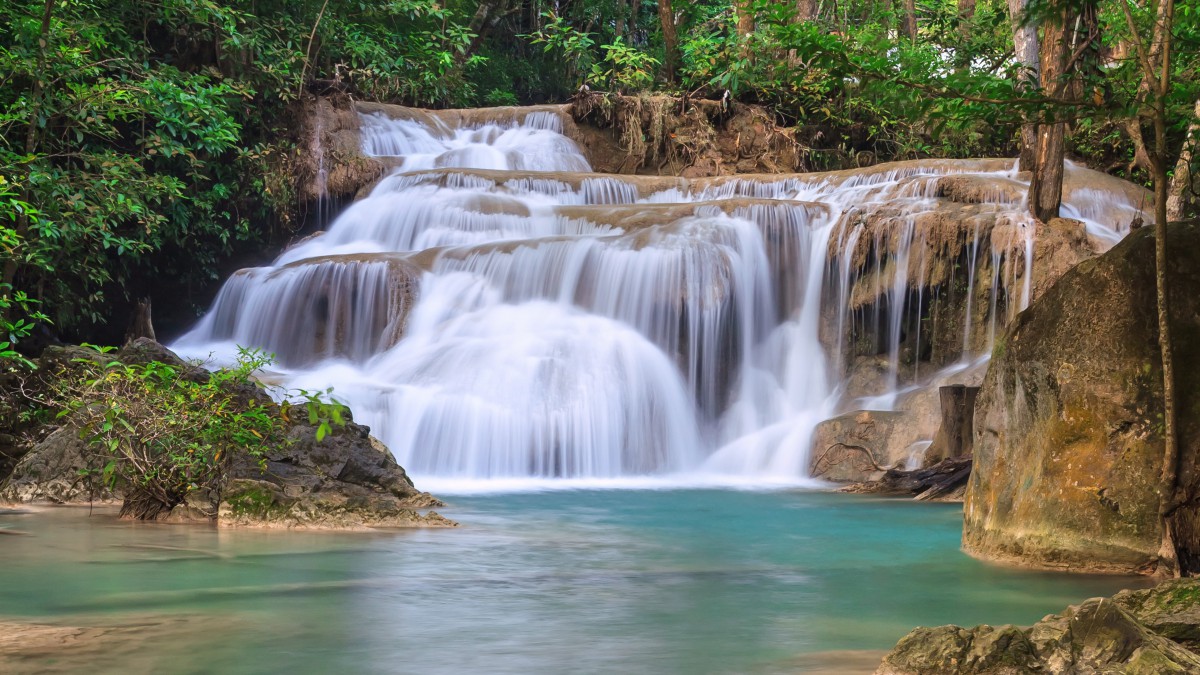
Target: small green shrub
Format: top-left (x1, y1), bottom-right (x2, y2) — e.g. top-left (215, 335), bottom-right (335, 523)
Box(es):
top-left (50, 346), bottom-right (346, 519)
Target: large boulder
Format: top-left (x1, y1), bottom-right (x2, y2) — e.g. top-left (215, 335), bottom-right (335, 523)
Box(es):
top-left (964, 223), bottom-right (1200, 574)
top-left (212, 419), bottom-right (452, 530)
top-left (0, 422), bottom-right (116, 504)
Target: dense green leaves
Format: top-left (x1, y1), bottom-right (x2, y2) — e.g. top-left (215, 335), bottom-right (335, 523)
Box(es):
top-left (0, 0), bottom-right (486, 342)
top-left (0, 0), bottom-right (1197, 349)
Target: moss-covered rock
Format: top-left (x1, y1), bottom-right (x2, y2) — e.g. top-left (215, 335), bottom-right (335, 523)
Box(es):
top-left (964, 222), bottom-right (1200, 574)
top-left (1113, 580), bottom-right (1200, 648)
top-left (0, 341), bottom-right (455, 530)
top-left (877, 583), bottom-right (1200, 675)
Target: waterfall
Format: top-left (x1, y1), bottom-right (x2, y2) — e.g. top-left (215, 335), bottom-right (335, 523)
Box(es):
top-left (173, 106), bottom-right (1149, 489)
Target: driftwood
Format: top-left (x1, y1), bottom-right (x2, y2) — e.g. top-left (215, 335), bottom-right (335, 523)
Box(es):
top-left (840, 456), bottom-right (973, 501)
top-left (811, 442), bottom-right (885, 478)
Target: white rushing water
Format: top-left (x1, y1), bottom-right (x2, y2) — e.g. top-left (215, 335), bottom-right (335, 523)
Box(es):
top-left (174, 107), bottom-right (1146, 490)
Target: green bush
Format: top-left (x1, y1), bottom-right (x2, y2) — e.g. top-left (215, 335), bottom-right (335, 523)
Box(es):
top-left (49, 347), bottom-right (345, 519)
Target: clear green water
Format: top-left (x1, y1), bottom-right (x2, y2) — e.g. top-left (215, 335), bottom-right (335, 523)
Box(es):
top-left (1, 491), bottom-right (1147, 674)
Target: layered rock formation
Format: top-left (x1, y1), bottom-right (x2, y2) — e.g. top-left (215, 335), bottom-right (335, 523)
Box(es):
top-left (964, 222), bottom-right (1200, 574)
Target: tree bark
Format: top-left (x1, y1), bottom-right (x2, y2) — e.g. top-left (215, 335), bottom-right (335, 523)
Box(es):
top-left (735, 0), bottom-right (755, 39)
top-left (1028, 4), bottom-right (1070, 222)
top-left (1005, 0), bottom-right (1039, 171)
top-left (1127, 0), bottom-right (1182, 577)
top-left (958, 0), bottom-right (976, 39)
top-left (124, 298), bottom-right (156, 344)
top-left (657, 0), bottom-right (680, 82)
top-left (901, 0), bottom-right (918, 42)
top-left (927, 385), bottom-right (980, 465)
top-left (797, 0), bottom-right (818, 22)
top-left (1166, 99), bottom-right (1200, 223)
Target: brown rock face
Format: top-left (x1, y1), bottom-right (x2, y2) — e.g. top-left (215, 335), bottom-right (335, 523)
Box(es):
top-left (964, 223), bottom-right (1200, 574)
top-left (300, 96), bottom-right (385, 203)
top-left (810, 410), bottom-right (921, 481)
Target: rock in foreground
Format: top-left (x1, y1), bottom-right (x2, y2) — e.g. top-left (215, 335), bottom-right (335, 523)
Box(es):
top-left (0, 339), bottom-right (455, 530)
top-left (877, 580), bottom-right (1200, 674)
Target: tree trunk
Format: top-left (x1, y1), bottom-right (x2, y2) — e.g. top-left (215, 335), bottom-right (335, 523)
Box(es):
top-left (1028, 5), bottom-right (1070, 222)
top-left (1166, 99), bottom-right (1200, 223)
top-left (125, 298), bottom-right (156, 344)
top-left (1006, 0), bottom-right (1039, 171)
top-left (797, 0), bottom-right (818, 22)
top-left (735, 0), bottom-right (755, 38)
top-left (1142, 0), bottom-right (1180, 577)
top-left (926, 385), bottom-right (980, 465)
top-left (1154, 139), bottom-right (1180, 576)
top-left (657, 0), bottom-right (680, 82)
top-left (901, 0), bottom-right (918, 42)
top-left (958, 0), bottom-right (976, 39)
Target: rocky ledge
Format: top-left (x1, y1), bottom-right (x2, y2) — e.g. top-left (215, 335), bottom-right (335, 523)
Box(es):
top-left (0, 339), bottom-right (455, 530)
top-left (877, 580), bottom-right (1200, 674)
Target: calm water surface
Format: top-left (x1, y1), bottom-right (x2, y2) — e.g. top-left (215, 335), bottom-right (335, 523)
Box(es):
top-left (0, 490), bottom-right (1145, 673)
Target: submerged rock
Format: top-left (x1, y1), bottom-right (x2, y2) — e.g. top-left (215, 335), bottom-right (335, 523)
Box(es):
top-left (964, 222), bottom-right (1200, 574)
top-left (877, 581), bottom-right (1200, 674)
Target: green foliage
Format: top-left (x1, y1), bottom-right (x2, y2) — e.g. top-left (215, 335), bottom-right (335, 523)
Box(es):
top-left (591, 39), bottom-right (659, 92)
top-left (47, 346), bottom-right (347, 518)
top-left (0, 0), bottom-right (487, 341)
top-left (528, 12), bottom-right (598, 87)
top-left (1, 0), bottom-right (1197, 346)
top-left (0, 283), bottom-right (47, 369)
top-left (530, 15), bottom-right (657, 92)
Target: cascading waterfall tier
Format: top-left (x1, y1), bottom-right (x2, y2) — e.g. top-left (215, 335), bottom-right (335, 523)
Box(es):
top-left (174, 105), bottom-right (1150, 488)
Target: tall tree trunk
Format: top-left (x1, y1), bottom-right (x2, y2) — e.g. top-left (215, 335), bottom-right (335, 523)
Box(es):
top-left (734, 0), bottom-right (755, 61)
top-left (735, 0), bottom-right (755, 38)
top-left (1146, 0), bottom-right (1181, 578)
top-left (797, 0), bottom-right (818, 22)
top-left (958, 0), bottom-right (976, 39)
top-left (1006, 0), bottom-right (1039, 171)
top-left (1028, 4), bottom-right (1070, 222)
top-left (1166, 99), bottom-right (1200, 223)
top-left (630, 0), bottom-right (639, 43)
top-left (616, 0), bottom-right (627, 39)
top-left (901, 0), bottom-right (918, 42)
top-left (657, 0), bottom-right (681, 82)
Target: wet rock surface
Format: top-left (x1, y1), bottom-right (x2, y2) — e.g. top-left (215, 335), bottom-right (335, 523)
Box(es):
top-left (877, 581), bottom-right (1200, 675)
top-left (964, 222), bottom-right (1200, 574)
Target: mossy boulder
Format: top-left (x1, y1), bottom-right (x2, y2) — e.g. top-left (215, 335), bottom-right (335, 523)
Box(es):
top-left (209, 418), bottom-right (453, 530)
top-left (1113, 580), bottom-right (1200, 648)
top-left (0, 341), bottom-right (454, 530)
top-left (877, 582), bottom-right (1200, 674)
top-left (964, 222), bottom-right (1200, 574)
